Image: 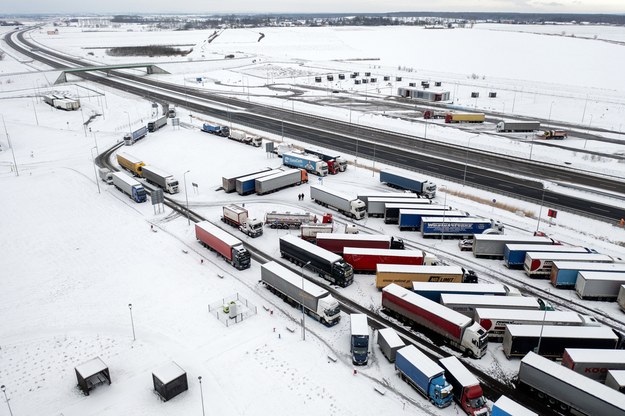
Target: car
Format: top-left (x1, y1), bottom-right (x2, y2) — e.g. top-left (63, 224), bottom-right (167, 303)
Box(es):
top-left (458, 239), bottom-right (473, 251)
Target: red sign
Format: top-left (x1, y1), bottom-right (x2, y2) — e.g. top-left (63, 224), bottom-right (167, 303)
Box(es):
top-left (547, 209), bottom-right (558, 218)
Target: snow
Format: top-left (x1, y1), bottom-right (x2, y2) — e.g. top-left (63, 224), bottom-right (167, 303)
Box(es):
top-left (438, 356), bottom-right (479, 387)
top-left (492, 395), bottom-right (537, 416)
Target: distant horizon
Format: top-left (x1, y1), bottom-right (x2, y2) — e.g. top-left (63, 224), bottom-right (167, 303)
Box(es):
top-left (2, 11), bottom-right (625, 16)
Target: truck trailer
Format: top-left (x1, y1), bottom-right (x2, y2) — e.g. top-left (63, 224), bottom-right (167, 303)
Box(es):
top-left (116, 152), bottom-right (145, 177)
top-left (503, 243), bottom-right (591, 269)
top-left (441, 294), bottom-right (545, 318)
top-left (399, 209), bottom-right (466, 231)
top-left (344, 248), bottom-right (436, 273)
top-left (518, 352), bottom-right (625, 416)
top-left (365, 197), bottom-right (429, 218)
top-left (201, 123), bottom-right (229, 137)
top-left (382, 284), bottom-right (488, 358)
top-left (472, 234), bottom-right (555, 259)
top-left (300, 223), bottom-right (334, 242)
top-left (356, 192), bottom-right (419, 208)
top-left (279, 234), bottom-right (353, 287)
top-left (524, 252), bottom-right (614, 278)
top-left (562, 348), bottom-right (625, 382)
top-left (303, 147), bottom-right (347, 174)
top-left (575, 271), bottom-right (625, 301)
top-left (310, 185), bottom-right (366, 220)
top-left (379, 170), bottom-right (436, 199)
top-left (194, 221), bottom-right (250, 270)
top-left (383, 202), bottom-right (445, 224)
top-left (221, 204), bottom-right (263, 238)
top-left (141, 165), bottom-right (179, 194)
top-left (222, 168), bottom-right (272, 193)
top-left (551, 261), bottom-right (625, 289)
top-left (123, 126), bottom-right (148, 145)
top-left (350, 314), bottom-right (369, 365)
top-left (491, 396), bottom-right (537, 416)
top-left (606, 370), bottom-right (625, 393)
top-left (264, 211), bottom-right (320, 229)
top-left (438, 356), bottom-right (488, 416)
top-left (421, 217), bottom-right (503, 238)
top-left (229, 129), bottom-right (262, 147)
top-left (495, 120), bottom-right (540, 133)
top-left (260, 261), bottom-right (340, 326)
top-left (376, 265), bottom-right (473, 289)
top-left (315, 233), bottom-right (404, 254)
top-left (111, 172), bottom-right (147, 203)
top-left (619, 285), bottom-right (625, 312)
top-left (235, 170), bottom-right (281, 195)
top-left (445, 113), bottom-right (485, 124)
top-left (377, 327), bottom-right (405, 363)
top-left (147, 115), bottom-right (167, 132)
top-left (255, 169), bottom-right (307, 195)
top-left (412, 282), bottom-right (513, 303)
top-left (395, 345), bottom-right (453, 408)
top-left (282, 152), bottom-right (328, 176)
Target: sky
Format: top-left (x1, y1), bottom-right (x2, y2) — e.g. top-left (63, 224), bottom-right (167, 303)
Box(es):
top-left (1, 0), bottom-right (624, 15)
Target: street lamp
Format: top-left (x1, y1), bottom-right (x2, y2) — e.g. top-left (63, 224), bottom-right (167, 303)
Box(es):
top-left (301, 261), bottom-right (311, 341)
top-left (128, 303), bottom-right (136, 341)
top-left (184, 170), bottom-right (191, 225)
top-left (1, 114), bottom-right (19, 176)
top-left (535, 185), bottom-right (546, 233)
top-left (198, 376), bottom-right (206, 416)
top-left (1, 385), bottom-right (13, 416)
top-left (535, 299), bottom-right (548, 355)
top-left (123, 111), bottom-right (132, 135)
top-left (462, 135), bottom-right (474, 187)
top-left (548, 101), bottom-right (555, 123)
top-left (91, 147), bottom-right (101, 194)
top-left (440, 186), bottom-right (448, 242)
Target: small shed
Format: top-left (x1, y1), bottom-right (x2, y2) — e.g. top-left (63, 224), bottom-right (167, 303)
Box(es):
top-left (338, 74), bottom-right (345, 80)
top-left (435, 81), bottom-right (442, 87)
top-left (395, 76), bottom-right (402, 81)
top-left (364, 71), bottom-right (371, 77)
top-left (471, 92), bottom-right (480, 98)
top-left (383, 76), bottom-right (390, 81)
top-left (153, 362), bottom-right (188, 401)
top-left (75, 357), bottom-right (111, 395)
top-left (489, 92), bottom-right (497, 98)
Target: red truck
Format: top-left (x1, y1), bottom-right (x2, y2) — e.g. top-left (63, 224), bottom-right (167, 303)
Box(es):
top-left (195, 221), bottom-right (251, 270)
top-left (315, 233), bottom-right (404, 254)
top-left (439, 356), bottom-right (488, 416)
top-left (343, 247), bottom-right (437, 273)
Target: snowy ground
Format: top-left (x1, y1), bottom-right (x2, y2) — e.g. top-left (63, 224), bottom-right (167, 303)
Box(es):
top-left (1, 22), bottom-right (625, 415)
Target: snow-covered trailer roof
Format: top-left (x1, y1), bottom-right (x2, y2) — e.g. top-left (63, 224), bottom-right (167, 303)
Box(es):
top-left (280, 234), bottom-right (342, 264)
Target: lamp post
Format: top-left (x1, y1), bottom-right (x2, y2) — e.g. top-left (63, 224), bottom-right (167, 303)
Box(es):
top-left (91, 147), bottom-right (101, 194)
top-left (301, 261), bottom-right (311, 341)
top-left (1, 114), bottom-right (18, 176)
top-left (535, 299), bottom-right (548, 355)
top-left (535, 186), bottom-right (546, 233)
top-left (128, 303), bottom-right (135, 341)
top-left (198, 376), bottom-right (206, 416)
top-left (440, 186), bottom-right (448, 242)
top-left (1, 385), bottom-right (13, 416)
top-left (123, 111), bottom-right (132, 135)
top-left (183, 170), bottom-right (191, 225)
top-left (548, 101), bottom-right (555, 123)
top-left (462, 135), bottom-right (474, 187)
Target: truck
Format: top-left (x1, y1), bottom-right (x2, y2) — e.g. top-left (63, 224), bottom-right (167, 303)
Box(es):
top-left (383, 202), bottom-right (445, 224)
top-left (472, 234), bottom-right (556, 259)
top-left (399, 209), bottom-right (466, 231)
top-left (123, 126), bottom-right (148, 145)
top-left (222, 168), bottom-right (272, 193)
top-left (300, 223), bottom-right (334, 242)
top-left (264, 211), bottom-right (332, 229)
top-left (606, 370), bottom-right (625, 393)
top-left (282, 152), bottom-right (328, 177)
top-left (377, 327), bottom-right (405, 363)
top-left (395, 345), bottom-right (454, 408)
top-left (382, 284), bottom-right (488, 358)
top-left (539, 130), bottom-right (567, 140)
top-left (98, 167), bottom-right (113, 184)
top-left (55, 98), bottom-right (81, 110)
top-left (551, 261), bottom-right (625, 289)
top-left (503, 325), bottom-right (618, 359)
top-left (345, 248), bottom-right (438, 273)
top-left (147, 115), bottom-right (167, 132)
top-left (379, 170), bottom-right (436, 199)
top-left (524, 252), bottom-right (615, 278)
top-left (255, 169), bottom-right (307, 195)
top-left (562, 348), bottom-right (625, 382)
top-left (260, 261), bottom-right (341, 326)
top-left (310, 185), bottom-right (366, 220)
top-left (279, 234), bottom-right (353, 287)
top-left (366, 197), bottom-right (430, 218)
top-left (356, 192), bottom-right (419, 208)
top-left (201, 123), bottom-right (230, 137)
top-left (423, 110), bottom-right (447, 119)
top-left (221, 204), bottom-right (263, 238)
top-left (504, 243), bottom-right (591, 269)
top-left (111, 172), bottom-right (147, 203)
top-left (412, 282), bottom-right (514, 303)
top-left (441, 294), bottom-right (546, 318)
top-left (475, 309), bottom-right (599, 342)
top-left (491, 396), bottom-right (537, 416)
top-left (421, 217), bottom-right (503, 238)
top-left (194, 221), bottom-right (250, 270)
top-left (495, 120), bottom-right (540, 133)
top-left (274, 143), bottom-right (294, 157)
top-left (235, 170), bottom-right (281, 196)
top-left (350, 314), bottom-right (369, 365)
top-left (518, 352), bottom-right (625, 416)
top-left (116, 152), bottom-right (145, 177)
top-left (438, 356), bottom-right (489, 416)
top-left (376, 265), bottom-right (476, 289)
top-left (445, 112), bottom-right (485, 124)
top-left (619, 285), bottom-right (625, 312)
top-left (229, 129), bottom-right (262, 147)
top-left (141, 165), bottom-right (179, 194)
top-left (166, 104), bottom-right (176, 118)
top-left (303, 147), bottom-right (347, 173)
top-left (575, 271), bottom-right (625, 301)
top-left (315, 233), bottom-right (404, 254)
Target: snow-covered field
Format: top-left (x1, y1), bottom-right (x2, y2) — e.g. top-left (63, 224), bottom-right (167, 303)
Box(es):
top-left (1, 21), bottom-right (625, 415)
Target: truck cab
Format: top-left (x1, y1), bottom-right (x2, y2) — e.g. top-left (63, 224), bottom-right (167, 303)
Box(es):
top-left (240, 218), bottom-right (264, 238)
top-left (350, 199), bottom-right (366, 220)
top-left (430, 376), bottom-right (454, 408)
top-left (318, 295), bottom-right (341, 325)
top-left (462, 323), bottom-right (488, 358)
top-left (423, 181), bottom-right (437, 199)
top-left (132, 184), bottom-right (147, 203)
top-left (390, 236), bottom-right (405, 249)
top-left (232, 245), bottom-right (251, 269)
top-left (350, 314), bottom-right (370, 365)
top-left (165, 178), bottom-right (179, 194)
top-left (333, 260), bottom-right (354, 287)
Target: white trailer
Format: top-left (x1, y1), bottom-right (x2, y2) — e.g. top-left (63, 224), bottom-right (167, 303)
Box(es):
top-left (440, 294), bottom-right (544, 317)
top-left (300, 223), bottom-right (334, 241)
top-left (575, 271), bottom-right (625, 301)
top-left (606, 370), bottom-right (625, 393)
top-left (496, 120), bottom-right (540, 132)
top-left (310, 185), bottom-right (366, 220)
top-left (619, 285), bottom-right (625, 312)
top-left (365, 197), bottom-right (429, 217)
top-left (472, 234), bottom-right (555, 259)
top-left (524, 252), bottom-right (615, 278)
top-left (142, 165), bottom-right (179, 194)
top-left (255, 169), bottom-right (305, 195)
top-left (356, 192), bottom-right (418, 207)
top-left (562, 348), bottom-right (625, 381)
top-left (377, 327), bottom-right (405, 363)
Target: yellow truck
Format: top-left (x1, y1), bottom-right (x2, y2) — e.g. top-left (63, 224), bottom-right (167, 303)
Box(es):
top-left (376, 264), bottom-right (466, 289)
top-left (444, 112), bottom-right (485, 123)
top-left (116, 152), bottom-right (145, 177)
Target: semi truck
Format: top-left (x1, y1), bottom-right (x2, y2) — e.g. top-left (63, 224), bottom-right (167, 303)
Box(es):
top-left (475, 309), bottom-right (599, 342)
top-left (606, 370), bottom-right (625, 393)
top-left (382, 284), bottom-right (488, 358)
top-left (235, 170), bottom-right (280, 195)
top-left (117, 152), bottom-right (145, 177)
top-left (229, 129), bottom-right (262, 147)
top-left (562, 348), bottom-right (625, 382)
top-left (504, 243), bottom-right (591, 269)
top-left (518, 352), bottom-right (625, 416)
top-left (619, 285), bottom-right (625, 312)
top-left (377, 327), bottom-right (405, 363)
top-left (303, 147), bottom-right (347, 173)
top-left (344, 248), bottom-right (437, 273)
top-left (43, 94), bottom-right (80, 110)
top-left (356, 192), bottom-right (419, 208)
top-left (423, 110), bottom-right (447, 119)
top-left (141, 165), bottom-right (179, 194)
top-left (98, 167), bottom-right (113, 184)
top-left (366, 197), bottom-right (429, 218)
top-left (282, 152), bottom-right (328, 177)
top-left (399, 209), bottom-right (466, 231)
top-left (376, 265), bottom-right (476, 289)
top-left (412, 282), bottom-right (513, 303)
top-left (503, 325), bottom-right (618, 359)
top-left (255, 169), bottom-right (307, 195)
top-left (201, 123), bottom-right (230, 137)
top-left (260, 261), bottom-right (341, 326)
top-left (194, 221), bottom-right (250, 270)
top-left (438, 356), bottom-right (488, 416)
top-left (123, 126), bottom-right (148, 145)
top-left (395, 345), bottom-right (454, 408)
top-left (496, 120), bottom-right (540, 133)
top-left (472, 234), bottom-right (555, 259)
top-left (315, 233), bottom-right (404, 254)
top-left (279, 234), bottom-right (353, 287)
top-left (222, 168), bottom-right (272, 193)
top-left (379, 170), bottom-right (436, 199)
top-left (221, 204), bottom-right (263, 238)
top-left (491, 396), bottom-right (537, 416)
top-left (300, 223), bottom-right (334, 242)
top-left (147, 115), bottom-right (167, 132)
top-left (551, 261), bottom-right (625, 289)
top-left (421, 217), bottom-right (503, 238)
top-left (111, 172), bottom-right (147, 203)
top-left (383, 202), bottom-right (445, 224)
top-left (264, 211), bottom-right (322, 229)
top-left (310, 185), bottom-right (366, 220)
top-left (350, 314), bottom-right (369, 365)
top-left (441, 294), bottom-right (546, 318)
top-left (524, 252), bottom-right (614, 278)
top-left (575, 271), bottom-right (625, 301)
top-left (444, 113), bottom-right (485, 123)
top-left (539, 130), bottom-right (567, 140)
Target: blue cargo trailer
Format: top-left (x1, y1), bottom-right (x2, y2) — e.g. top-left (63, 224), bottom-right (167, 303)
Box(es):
top-left (421, 217), bottom-right (500, 238)
top-left (503, 244), bottom-right (590, 269)
top-left (399, 209), bottom-right (466, 231)
top-left (235, 170), bottom-right (280, 195)
top-left (550, 261), bottom-right (625, 289)
top-left (412, 282), bottom-right (511, 302)
top-left (379, 170), bottom-right (436, 199)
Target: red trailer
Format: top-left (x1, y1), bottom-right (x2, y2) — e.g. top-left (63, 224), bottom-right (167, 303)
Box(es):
top-left (315, 233), bottom-right (404, 254)
top-left (343, 247), bottom-right (429, 273)
top-left (194, 221), bottom-right (251, 270)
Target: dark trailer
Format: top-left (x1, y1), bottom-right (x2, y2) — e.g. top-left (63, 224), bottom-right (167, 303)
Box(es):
top-left (153, 361), bottom-right (188, 401)
top-left (75, 356), bottom-right (111, 395)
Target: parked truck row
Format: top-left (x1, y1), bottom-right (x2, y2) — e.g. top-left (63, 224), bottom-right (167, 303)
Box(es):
top-left (43, 94), bottom-right (81, 110)
top-left (115, 153), bottom-right (179, 194)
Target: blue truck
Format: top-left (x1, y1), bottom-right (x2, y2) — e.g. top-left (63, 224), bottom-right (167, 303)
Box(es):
top-left (123, 126), bottom-right (148, 145)
top-left (551, 261), bottom-right (625, 289)
top-left (412, 282), bottom-right (511, 302)
top-left (111, 172), bottom-right (147, 203)
top-left (350, 314), bottom-right (369, 365)
top-left (421, 217), bottom-right (503, 238)
top-left (235, 170), bottom-right (279, 195)
top-left (503, 244), bottom-right (591, 269)
top-left (379, 170), bottom-right (437, 199)
top-left (201, 123), bottom-right (230, 137)
top-left (395, 345), bottom-right (453, 408)
top-left (398, 209), bottom-right (466, 231)
top-left (282, 152), bottom-right (328, 176)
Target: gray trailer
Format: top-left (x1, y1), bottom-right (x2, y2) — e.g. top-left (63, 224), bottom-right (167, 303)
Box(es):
top-left (142, 165), bottom-right (179, 194)
top-left (496, 120), bottom-right (540, 133)
top-left (255, 169), bottom-right (304, 195)
top-left (357, 192), bottom-right (418, 207)
top-left (575, 271), bottom-right (625, 301)
top-left (606, 370), bottom-right (625, 393)
top-left (472, 234), bottom-right (555, 259)
top-left (377, 327), bottom-right (405, 363)
top-left (310, 185), bottom-right (366, 220)
top-left (148, 115), bottom-right (167, 132)
top-left (518, 352), bottom-right (625, 416)
top-left (236, 170), bottom-right (280, 195)
top-left (221, 167), bottom-right (272, 193)
top-left (365, 197), bottom-right (429, 218)
top-left (260, 261), bottom-right (341, 326)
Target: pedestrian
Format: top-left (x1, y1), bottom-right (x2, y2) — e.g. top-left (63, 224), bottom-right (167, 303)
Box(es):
top-left (201, 259), bottom-right (204, 265)
top-left (150, 225), bottom-right (153, 230)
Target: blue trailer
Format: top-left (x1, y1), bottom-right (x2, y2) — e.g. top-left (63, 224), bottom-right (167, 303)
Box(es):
top-left (412, 282), bottom-right (512, 302)
top-left (551, 261), bottom-right (625, 288)
top-left (201, 123), bottom-right (230, 137)
top-left (282, 152), bottom-right (328, 176)
top-left (491, 395), bottom-right (537, 416)
top-left (421, 217), bottom-right (502, 238)
top-left (380, 170), bottom-right (436, 199)
top-left (235, 170), bottom-right (279, 195)
top-left (395, 345), bottom-right (453, 408)
top-left (123, 125), bottom-right (148, 145)
top-left (398, 209), bottom-right (466, 231)
top-left (503, 244), bottom-right (590, 269)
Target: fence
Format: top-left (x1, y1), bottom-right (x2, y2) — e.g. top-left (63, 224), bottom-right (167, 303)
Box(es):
top-left (208, 292), bottom-right (258, 327)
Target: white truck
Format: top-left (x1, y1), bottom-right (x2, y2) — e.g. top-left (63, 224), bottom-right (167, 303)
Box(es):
top-left (221, 204), bottom-right (263, 238)
top-left (310, 185), bottom-right (366, 220)
top-left (98, 167), bottom-right (113, 184)
top-left (229, 129), bottom-right (262, 147)
top-left (141, 165), bottom-right (179, 194)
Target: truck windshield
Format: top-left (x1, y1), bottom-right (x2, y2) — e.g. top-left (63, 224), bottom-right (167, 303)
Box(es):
top-left (250, 223), bottom-right (263, 230)
top-left (352, 346), bottom-right (367, 355)
top-left (469, 397), bottom-right (485, 408)
top-left (325, 305), bottom-right (340, 317)
top-left (137, 188), bottom-right (146, 197)
top-left (356, 206), bottom-right (366, 213)
top-left (352, 336), bottom-right (368, 348)
top-left (171, 181), bottom-right (179, 187)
